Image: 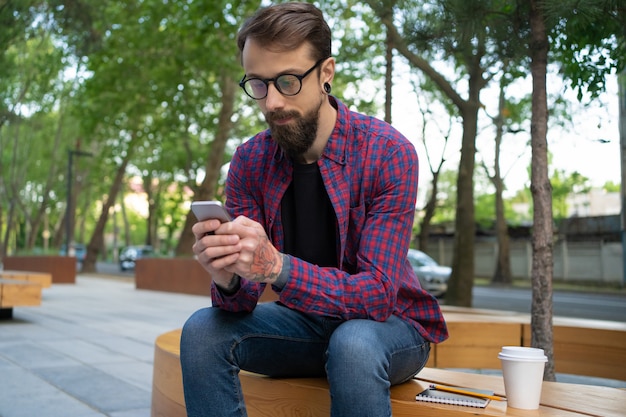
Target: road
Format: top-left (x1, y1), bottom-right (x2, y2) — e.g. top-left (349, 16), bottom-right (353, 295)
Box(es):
top-left (94, 262), bottom-right (625, 323)
top-left (471, 285), bottom-right (626, 322)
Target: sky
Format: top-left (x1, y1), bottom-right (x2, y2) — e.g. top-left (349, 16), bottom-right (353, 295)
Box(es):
top-left (388, 70), bottom-right (622, 200)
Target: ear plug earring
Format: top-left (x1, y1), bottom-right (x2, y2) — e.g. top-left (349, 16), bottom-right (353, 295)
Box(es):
top-left (323, 82), bottom-right (332, 94)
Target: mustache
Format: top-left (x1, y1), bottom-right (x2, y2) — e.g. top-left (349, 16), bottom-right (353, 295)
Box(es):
top-left (266, 110), bottom-right (300, 123)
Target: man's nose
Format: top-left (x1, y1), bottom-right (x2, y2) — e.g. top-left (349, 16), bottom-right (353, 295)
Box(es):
top-left (264, 82), bottom-right (285, 111)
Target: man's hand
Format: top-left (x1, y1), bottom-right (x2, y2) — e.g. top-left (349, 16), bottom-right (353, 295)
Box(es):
top-left (192, 218), bottom-right (242, 291)
top-left (192, 216), bottom-right (283, 289)
top-left (221, 217), bottom-right (283, 284)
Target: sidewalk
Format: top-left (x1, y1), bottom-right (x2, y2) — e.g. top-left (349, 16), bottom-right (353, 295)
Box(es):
top-left (1, 274), bottom-right (625, 417)
top-left (0, 275), bottom-right (209, 417)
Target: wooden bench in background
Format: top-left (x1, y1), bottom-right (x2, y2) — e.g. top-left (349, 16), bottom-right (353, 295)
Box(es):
top-left (435, 306), bottom-right (526, 370)
top-left (3, 255), bottom-right (76, 284)
top-left (135, 258), bottom-right (212, 296)
top-left (0, 270), bottom-right (53, 319)
top-left (135, 257), bottom-right (282, 303)
top-left (0, 270), bottom-right (52, 288)
top-left (438, 306), bottom-right (626, 381)
top-left (0, 278), bottom-right (42, 319)
top-left (151, 328), bottom-right (626, 417)
top-left (525, 316), bottom-right (626, 381)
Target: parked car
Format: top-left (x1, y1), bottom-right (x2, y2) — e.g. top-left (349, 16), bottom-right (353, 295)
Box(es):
top-left (60, 243), bottom-right (87, 263)
top-left (119, 245), bottom-right (154, 271)
top-left (407, 249), bottom-right (450, 298)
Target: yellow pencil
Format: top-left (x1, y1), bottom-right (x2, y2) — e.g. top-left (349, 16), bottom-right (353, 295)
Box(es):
top-left (430, 384), bottom-right (506, 401)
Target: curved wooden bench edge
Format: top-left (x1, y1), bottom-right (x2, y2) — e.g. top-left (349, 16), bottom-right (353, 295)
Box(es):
top-left (151, 328), bottom-right (626, 417)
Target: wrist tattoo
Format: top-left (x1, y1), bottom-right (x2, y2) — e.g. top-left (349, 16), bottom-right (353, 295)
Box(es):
top-left (249, 236), bottom-right (281, 282)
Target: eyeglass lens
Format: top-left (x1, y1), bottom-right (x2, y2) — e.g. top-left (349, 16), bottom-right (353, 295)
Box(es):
top-left (245, 74), bottom-right (301, 99)
top-left (240, 58), bottom-right (327, 100)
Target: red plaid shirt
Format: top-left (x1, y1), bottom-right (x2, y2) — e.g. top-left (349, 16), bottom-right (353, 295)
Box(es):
top-left (215, 97), bottom-right (448, 344)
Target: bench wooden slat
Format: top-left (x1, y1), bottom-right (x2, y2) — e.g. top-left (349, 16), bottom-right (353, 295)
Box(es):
top-left (522, 323), bottom-right (626, 381)
top-left (0, 278), bottom-right (42, 308)
top-left (441, 307), bottom-right (626, 382)
top-left (0, 278), bottom-right (42, 319)
top-left (0, 270), bottom-right (52, 288)
top-left (437, 321), bottom-right (523, 369)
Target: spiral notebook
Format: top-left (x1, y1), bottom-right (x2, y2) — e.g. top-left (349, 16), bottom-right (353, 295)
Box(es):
top-left (415, 386), bottom-right (492, 408)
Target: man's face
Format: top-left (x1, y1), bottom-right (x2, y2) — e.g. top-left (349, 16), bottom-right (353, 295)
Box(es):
top-left (241, 39), bottom-right (325, 158)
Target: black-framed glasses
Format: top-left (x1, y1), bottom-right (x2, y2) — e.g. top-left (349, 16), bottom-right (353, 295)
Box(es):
top-left (239, 57), bottom-right (328, 100)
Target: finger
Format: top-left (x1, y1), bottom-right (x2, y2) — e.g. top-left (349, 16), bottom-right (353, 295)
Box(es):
top-left (209, 252), bottom-right (240, 270)
top-left (193, 235), bottom-right (240, 258)
top-left (219, 216), bottom-right (265, 239)
top-left (192, 219), bottom-right (222, 239)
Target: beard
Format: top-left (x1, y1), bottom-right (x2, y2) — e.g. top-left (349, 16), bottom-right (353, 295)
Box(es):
top-left (265, 98), bottom-right (323, 158)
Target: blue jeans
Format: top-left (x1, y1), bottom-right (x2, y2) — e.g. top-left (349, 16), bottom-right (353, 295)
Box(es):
top-left (180, 302), bottom-right (430, 417)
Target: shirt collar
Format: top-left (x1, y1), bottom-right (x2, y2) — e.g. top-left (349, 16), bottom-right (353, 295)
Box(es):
top-left (321, 96), bottom-right (348, 165)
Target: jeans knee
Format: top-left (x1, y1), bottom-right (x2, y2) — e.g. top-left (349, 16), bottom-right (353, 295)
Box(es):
top-left (181, 307), bottom-right (225, 352)
top-left (182, 308), bottom-right (207, 339)
top-left (327, 322), bottom-right (384, 369)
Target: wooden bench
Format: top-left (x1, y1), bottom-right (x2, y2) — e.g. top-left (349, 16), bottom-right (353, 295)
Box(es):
top-left (151, 328), bottom-right (626, 417)
top-left (525, 317), bottom-right (626, 381)
top-left (0, 278), bottom-right (42, 319)
top-left (435, 307), bottom-right (525, 369)
top-left (438, 306), bottom-right (626, 381)
top-left (0, 270), bottom-right (53, 288)
top-left (3, 255), bottom-right (76, 283)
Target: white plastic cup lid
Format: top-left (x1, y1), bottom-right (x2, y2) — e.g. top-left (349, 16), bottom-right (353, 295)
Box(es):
top-left (498, 346), bottom-right (547, 361)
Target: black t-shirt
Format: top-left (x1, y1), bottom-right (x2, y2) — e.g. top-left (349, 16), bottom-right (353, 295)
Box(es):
top-left (281, 161), bottom-right (338, 268)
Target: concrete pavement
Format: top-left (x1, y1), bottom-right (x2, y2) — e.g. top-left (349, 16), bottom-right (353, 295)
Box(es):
top-left (1, 274), bottom-right (625, 417)
top-left (0, 274), bottom-right (209, 417)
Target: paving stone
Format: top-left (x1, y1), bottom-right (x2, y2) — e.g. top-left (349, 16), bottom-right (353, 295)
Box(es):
top-left (0, 366), bottom-right (105, 417)
top-left (33, 365), bottom-right (151, 413)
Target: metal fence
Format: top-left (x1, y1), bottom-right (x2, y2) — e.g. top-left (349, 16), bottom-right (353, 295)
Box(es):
top-left (426, 239), bottom-right (624, 284)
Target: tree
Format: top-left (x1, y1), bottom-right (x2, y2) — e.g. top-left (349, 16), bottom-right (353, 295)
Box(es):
top-left (366, 0), bottom-right (531, 306)
top-left (69, 0), bottom-right (265, 267)
top-left (528, 0), bottom-right (556, 381)
top-left (526, 0), bottom-right (625, 381)
top-left (411, 77), bottom-right (455, 252)
top-left (480, 74), bottom-right (532, 284)
top-left (486, 79), bottom-right (514, 283)
top-left (175, 71), bottom-right (237, 256)
top-left (0, 8), bottom-right (76, 258)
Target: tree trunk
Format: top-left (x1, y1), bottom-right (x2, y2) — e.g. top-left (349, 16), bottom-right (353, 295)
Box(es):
top-left (81, 134), bottom-right (138, 273)
top-left (618, 3), bottom-right (626, 291)
top-left (175, 72), bottom-right (236, 256)
top-left (529, 0), bottom-right (555, 381)
top-left (493, 176), bottom-right (512, 283)
top-left (121, 193), bottom-right (130, 247)
top-left (446, 101), bottom-right (479, 306)
top-left (418, 172), bottom-right (439, 253)
top-left (384, 28), bottom-right (393, 124)
top-left (144, 172), bottom-right (156, 247)
top-left (492, 81), bottom-right (513, 284)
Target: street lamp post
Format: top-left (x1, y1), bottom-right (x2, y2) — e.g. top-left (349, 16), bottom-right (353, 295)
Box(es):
top-left (65, 149), bottom-right (93, 257)
top-left (617, 69), bottom-right (626, 286)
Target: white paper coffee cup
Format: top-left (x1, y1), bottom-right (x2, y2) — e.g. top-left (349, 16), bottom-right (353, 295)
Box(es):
top-left (498, 346), bottom-right (547, 409)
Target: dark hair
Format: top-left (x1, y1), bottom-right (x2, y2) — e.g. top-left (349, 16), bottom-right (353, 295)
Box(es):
top-left (237, 2), bottom-right (331, 62)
